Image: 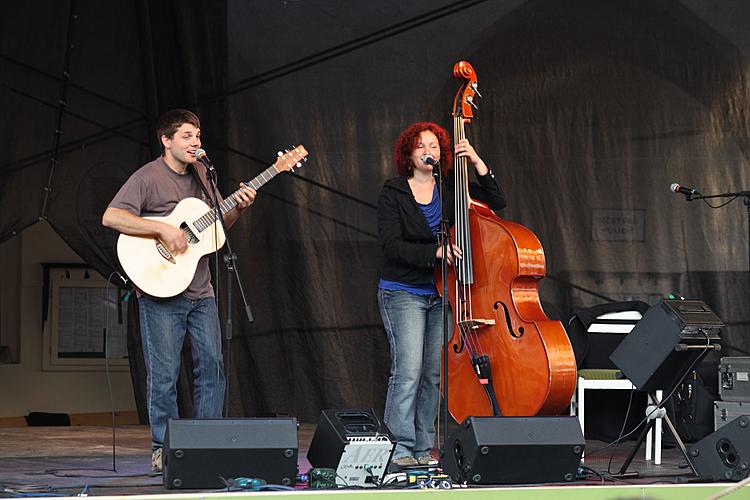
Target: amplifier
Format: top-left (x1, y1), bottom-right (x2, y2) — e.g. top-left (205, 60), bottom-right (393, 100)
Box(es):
top-left (720, 357), bottom-right (750, 402)
top-left (307, 409), bottom-right (395, 488)
top-left (163, 418), bottom-right (298, 489)
top-left (442, 416), bottom-right (584, 485)
top-left (661, 300), bottom-right (723, 340)
top-left (688, 416), bottom-right (750, 481)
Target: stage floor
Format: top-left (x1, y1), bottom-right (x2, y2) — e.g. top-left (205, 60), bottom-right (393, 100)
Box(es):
top-left (0, 424), bottom-right (745, 499)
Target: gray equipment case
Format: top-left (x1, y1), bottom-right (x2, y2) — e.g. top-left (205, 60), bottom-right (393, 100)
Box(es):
top-left (714, 401), bottom-right (750, 431)
top-left (720, 357), bottom-right (750, 402)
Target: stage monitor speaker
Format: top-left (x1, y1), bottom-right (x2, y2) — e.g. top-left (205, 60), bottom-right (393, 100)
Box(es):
top-left (441, 416), bottom-right (584, 485)
top-left (610, 300), bottom-right (722, 392)
top-left (307, 409), bottom-right (395, 487)
top-left (163, 417), bottom-right (298, 489)
top-left (688, 415), bottom-right (750, 481)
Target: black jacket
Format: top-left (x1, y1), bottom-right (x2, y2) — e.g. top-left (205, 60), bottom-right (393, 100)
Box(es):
top-left (377, 169), bottom-right (507, 286)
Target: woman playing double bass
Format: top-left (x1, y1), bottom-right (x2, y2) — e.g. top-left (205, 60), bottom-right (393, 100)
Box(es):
top-left (376, 121), bottom-right (506, 469)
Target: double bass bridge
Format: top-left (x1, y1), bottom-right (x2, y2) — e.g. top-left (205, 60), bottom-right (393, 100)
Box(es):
top-left (458, 318), bottom-right (495, 330)
top-left (453, 318), bottom-right (495, 354)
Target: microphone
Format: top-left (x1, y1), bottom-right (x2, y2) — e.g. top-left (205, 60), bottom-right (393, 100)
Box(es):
top-left (421, 154), bottom-right (439, 166)
top-left (422, 154), bottom-right (442, 178)
top-left (194, 148), bottom-right (214, 168)
top-left (670, 183), bottom-right (699, 196)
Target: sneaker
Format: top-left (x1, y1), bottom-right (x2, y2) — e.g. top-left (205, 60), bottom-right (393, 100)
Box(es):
top-left (151, 448), bottom-right (163, 474)
top-left (417, 454), bottom-right (439, 466)
top-left (390, 455), bottom-right (419, 469)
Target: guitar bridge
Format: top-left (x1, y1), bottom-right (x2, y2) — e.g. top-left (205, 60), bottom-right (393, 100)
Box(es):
top-left (154, 239), bottom-right (176, 264)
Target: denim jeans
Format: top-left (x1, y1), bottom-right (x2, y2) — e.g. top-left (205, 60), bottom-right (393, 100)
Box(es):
top-left (138, 295), bottom-right (225, 451)
top-left (378, 288), bottom-right (448, 459)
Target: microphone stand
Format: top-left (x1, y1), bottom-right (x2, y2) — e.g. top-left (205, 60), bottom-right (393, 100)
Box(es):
top-left (203, 162), bottom-right (255, 417)
top-left (434, 161), bottom-right (452, 460)
top-left (682, 189), bottom-right (750, 277)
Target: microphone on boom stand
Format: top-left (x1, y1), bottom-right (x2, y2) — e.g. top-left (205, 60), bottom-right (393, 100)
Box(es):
top-left (422, 154), bottom-right (440, 177)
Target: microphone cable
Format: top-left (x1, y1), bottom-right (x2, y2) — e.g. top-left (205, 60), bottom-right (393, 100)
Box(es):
top-left (37, 271), bottom-right (128, 478)
top-left (103, 271), bottom-right (124, 473)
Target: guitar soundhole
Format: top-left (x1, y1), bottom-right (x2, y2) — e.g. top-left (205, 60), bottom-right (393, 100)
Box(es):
top-left (179, 222), bottom-right (199, 245)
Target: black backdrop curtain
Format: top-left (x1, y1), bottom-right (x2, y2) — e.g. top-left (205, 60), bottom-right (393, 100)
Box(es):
top-left (2, 0), bottom-right (750, 424)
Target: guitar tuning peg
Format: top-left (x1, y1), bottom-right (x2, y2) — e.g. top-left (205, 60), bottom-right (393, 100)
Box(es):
top-left (296, 161), bottom-right (302, 168)
top-left (284, 149), bottom-right (290, 154)
top-left (277, 151), bottom-right (283, 157)
top-left (471, 82), bottom-right (482, 98)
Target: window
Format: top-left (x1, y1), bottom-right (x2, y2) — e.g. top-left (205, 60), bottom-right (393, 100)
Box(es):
top-left (42, 265), bottom-right (130, 371)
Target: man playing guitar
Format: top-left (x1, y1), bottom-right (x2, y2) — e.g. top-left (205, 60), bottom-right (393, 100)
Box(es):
top-left (102, 109), bottom-right (256, 473)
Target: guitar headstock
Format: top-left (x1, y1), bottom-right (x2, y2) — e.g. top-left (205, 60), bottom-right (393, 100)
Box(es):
top-left (274, 144), bottom-right (309, 173)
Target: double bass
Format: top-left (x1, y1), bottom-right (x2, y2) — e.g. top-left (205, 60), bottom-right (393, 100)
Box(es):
top-left (439, 61), bottom-right (576, 422)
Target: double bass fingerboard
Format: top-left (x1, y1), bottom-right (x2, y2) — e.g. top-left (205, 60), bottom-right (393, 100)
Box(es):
top-left (453, 115), bottom-right (474, 286)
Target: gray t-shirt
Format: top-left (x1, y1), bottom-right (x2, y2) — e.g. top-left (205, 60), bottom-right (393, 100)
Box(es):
top-left (109, 156), bottom-right (220, 299)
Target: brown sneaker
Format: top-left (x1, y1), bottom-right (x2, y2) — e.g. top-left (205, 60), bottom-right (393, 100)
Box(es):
top-left (390, 455), bottom-right (419, 469)
top-left (417, 454), bottom-right (438, 466)
top-left (151, 448), bottom-right (163, 474)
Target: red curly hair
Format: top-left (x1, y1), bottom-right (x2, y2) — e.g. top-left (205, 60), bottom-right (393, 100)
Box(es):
top-left (394, 122), bottom-right (453, 177)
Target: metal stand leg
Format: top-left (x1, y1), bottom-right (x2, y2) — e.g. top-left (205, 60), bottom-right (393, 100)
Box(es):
top-left (618, 391), bottom-right (696, 477)
top-left (578, 380), bottom-right (585, 462)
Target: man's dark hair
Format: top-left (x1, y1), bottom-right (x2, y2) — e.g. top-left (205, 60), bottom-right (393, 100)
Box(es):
top-left (156, 109), bottom-right (200, 149)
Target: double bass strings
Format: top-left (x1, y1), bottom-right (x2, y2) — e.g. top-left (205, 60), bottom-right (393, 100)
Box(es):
top-left (452, 115), bottom-right (485, 358)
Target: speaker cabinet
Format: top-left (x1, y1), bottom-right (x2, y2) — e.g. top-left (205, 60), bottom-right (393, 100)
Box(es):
top-left (688, 415), bottom-right (750, 481)
top-left (307, 409), bottom-right (395, 487)
top-left (163, 418), bottom-right (298, 489)
top-left (610, 300), bottom-right (722, 392)
top-left (442, 416), bottom-right (584, 485)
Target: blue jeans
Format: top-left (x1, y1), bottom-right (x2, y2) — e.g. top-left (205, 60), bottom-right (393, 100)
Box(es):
top-left (138, 295), bottom-right (225, 451)
top-left (378, 288), bottom-right (448, 459)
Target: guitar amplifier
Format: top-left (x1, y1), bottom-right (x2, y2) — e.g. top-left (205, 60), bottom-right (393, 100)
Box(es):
top-left (720, 357), bottom-right (750, 402)
top-left (307, 409), bottom-right (395, 487)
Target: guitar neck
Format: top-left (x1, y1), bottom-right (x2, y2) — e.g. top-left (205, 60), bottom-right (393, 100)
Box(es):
top-left (193, 164), bottom-right (280, 232)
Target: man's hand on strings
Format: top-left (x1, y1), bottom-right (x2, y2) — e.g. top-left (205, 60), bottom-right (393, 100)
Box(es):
top-left (235, 182), bottom-right (257, 210)
top-left (159, 223), bottom-right (189, 254)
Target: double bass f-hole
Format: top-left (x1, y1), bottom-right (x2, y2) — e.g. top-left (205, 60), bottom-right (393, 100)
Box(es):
top-left (453, 309), bottom-right (468, 353)
top-left (493, 300), bottom-right (525, 338)
top-left (453, 338), bottom-right (465, 354)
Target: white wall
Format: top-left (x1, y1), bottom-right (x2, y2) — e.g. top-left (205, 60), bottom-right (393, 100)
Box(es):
top-left (0, 222), bottom-right (136, 418)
